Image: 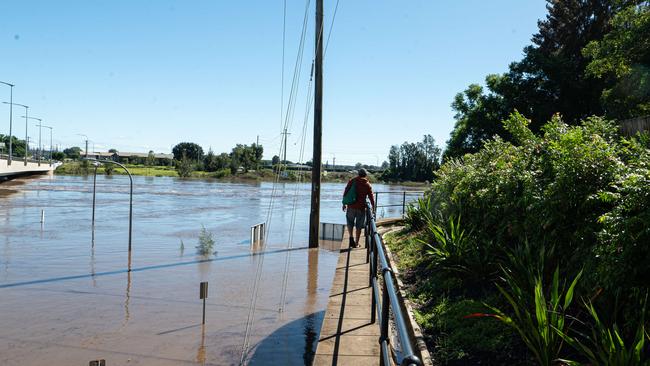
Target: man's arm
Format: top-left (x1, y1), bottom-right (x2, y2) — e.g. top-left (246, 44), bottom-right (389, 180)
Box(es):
top-left (368, 185), bottom-right (376, 212)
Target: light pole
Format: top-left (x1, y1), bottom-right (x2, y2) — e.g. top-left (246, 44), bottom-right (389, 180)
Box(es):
top-left (77, 134), bottom-right (88, 157)
top-left (23, 116), bottom-right (42, 166)
top-left (84, 158), bottom-right (133, 254)
top-left (41, 125), bottom-right (53, 165)
top-left (0, 81), bottom-right (14, 165)
top-left (7, 103), bottom-right (30, 166)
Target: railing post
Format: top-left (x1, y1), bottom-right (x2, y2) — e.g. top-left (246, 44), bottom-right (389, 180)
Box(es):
top-left (402, 191), bottom-right (406, 217)
top-left (374, 192), bottom-right (379, 216)
top-left (380, 273), bottom-right (390, 366)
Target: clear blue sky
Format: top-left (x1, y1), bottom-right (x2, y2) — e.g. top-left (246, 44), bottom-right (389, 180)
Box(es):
top-left (0, 1), bottom-right (548, 166)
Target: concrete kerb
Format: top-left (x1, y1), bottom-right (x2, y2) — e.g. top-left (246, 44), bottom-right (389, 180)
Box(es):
top-left (376, 220), bottom-right (434, 366)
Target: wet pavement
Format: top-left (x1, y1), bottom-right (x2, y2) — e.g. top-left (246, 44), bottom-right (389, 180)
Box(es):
top-left (0, 175), bottom-right (418, 365)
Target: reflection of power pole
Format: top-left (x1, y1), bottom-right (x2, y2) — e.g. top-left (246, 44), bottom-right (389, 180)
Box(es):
top-left (281, 128), bottom-right (291, 163)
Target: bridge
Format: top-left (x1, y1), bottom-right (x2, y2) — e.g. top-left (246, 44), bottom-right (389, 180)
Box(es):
top-left (0, 156), bottom-right (60, 180)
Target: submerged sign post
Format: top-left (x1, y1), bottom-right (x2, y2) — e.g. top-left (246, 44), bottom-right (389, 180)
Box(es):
top-left (200, 281), bottom-right (208, 324)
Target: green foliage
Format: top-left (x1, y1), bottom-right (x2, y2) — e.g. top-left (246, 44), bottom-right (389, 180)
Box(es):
top-left (583, 3), bottom-right (650, 118)
top-left (145, 150), bottom-right (156, 166)
top-left (172, 142), bottom-right (204, 162)
top-left (596, 134), bottom-right (650, 291)
top-left (229, 143), bottom-right (263, 173)
top-left (399, 111), bottom-right (650, 363)
top-left (427, 298), bottom-right (519, 364)
top-left (63, 146), bottom-right (82, 160)
top-left (175, 154), bottom-right (194, 178)
top-left (383, 135), bottom-right (441, 182)
top-left (196, 226), bottom-right (215, 256)
top-left (51, 151), bottom-right (65, 161)
top-left (487, 267), bottom-right (582, 366)
top-left (419, 215), bottom-right (489, 282)
top-left (103, 163), bottom-right (114, 175)
top-left (404, 195), bottom-right (435, 231)
top-left (204, 149), bottom-right (231, 172)
top-left (212, 168), bottom-right (231, 178)
top-left (0, 134), bottom-right (27, 157)
top-left (557, 299), bottom-right (650, 366)
top-left (444, 0), bottom-right (636, 159)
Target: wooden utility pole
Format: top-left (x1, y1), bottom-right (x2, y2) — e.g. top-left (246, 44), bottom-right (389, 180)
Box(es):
top-left (309, 0), bottom-right (324, 248)
top-left (281, 128), bottom-right (291, 163)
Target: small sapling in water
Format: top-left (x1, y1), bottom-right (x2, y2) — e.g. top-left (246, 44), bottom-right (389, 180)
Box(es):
top-left (196, 226), bottom-right (215, 256)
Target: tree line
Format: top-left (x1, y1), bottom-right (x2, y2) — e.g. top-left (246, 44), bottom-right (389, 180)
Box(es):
top-left (172, 142), bottom-right (263, 177)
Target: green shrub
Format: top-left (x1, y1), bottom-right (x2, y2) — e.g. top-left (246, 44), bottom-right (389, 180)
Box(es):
top-left (557, 299), bottom-right (650, 366)
top-left (486, 267), bottom-right (582, 366)
top-left (175, 155), bottom-right (194, 178)
top-left (196, 226), bottom-right (215, 255)
top-left (404, 195), bottom-right (435, 231)
top-left (213, 168), bottom-right (231, 178)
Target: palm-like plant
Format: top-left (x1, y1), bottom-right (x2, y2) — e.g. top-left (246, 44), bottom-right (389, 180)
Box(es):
top-left (556, 300), bottom-right (650, 366)
top-left (487, 267), bottom-right (582, 366)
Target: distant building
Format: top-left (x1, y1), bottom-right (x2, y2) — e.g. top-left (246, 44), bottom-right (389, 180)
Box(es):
top-left (85, 151), bottom-right (173, 165)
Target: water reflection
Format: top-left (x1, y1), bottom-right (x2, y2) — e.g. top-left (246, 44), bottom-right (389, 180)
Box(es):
top-left (196, 324), bottom-right (206, 365)
top-left (303, 248), bottom-right (319, 365)
top-left (124, 252), bottom-right (132, 326)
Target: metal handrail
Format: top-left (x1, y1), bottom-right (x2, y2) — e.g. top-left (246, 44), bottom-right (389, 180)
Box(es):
top-left (365, 200), bottom-right (422, 366)
top-left (374, 190), bottom-right (425, 217)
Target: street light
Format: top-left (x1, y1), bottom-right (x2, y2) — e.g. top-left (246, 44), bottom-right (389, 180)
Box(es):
top-left (5, 102), bottom-right (30, 165)
top-left (0, 81), bottom-right (14, 165)
top-left (22, 116), bottom-right (42, 166)
top-left (77, 133), bottom-right (89, 157)
top-left (84, 157), bottom-right (133, 254)
top-left (41, 125), bottom-right (53, 166)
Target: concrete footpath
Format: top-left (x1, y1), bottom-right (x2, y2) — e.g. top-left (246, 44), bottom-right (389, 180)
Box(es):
top-left (313, 230), bottom-right (380, 366)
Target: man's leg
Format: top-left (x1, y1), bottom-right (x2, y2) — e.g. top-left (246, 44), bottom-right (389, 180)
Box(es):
top-left (355, 228), bottom-right (362, 246)
top-left (347, 224), bottom-right (355, 246)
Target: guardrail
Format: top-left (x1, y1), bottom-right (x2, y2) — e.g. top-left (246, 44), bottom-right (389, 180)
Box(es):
top-left (365, 200), bottom-right (422, 366)
top-left (374, 191), bottom-right (425, 217)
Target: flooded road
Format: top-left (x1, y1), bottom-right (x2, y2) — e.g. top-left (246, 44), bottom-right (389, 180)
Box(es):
top-left (0, 175), bottom-right (420, 365)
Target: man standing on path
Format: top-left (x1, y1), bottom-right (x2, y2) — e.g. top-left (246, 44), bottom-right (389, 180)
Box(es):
top-left (342, 168), bottom-right (376, 248)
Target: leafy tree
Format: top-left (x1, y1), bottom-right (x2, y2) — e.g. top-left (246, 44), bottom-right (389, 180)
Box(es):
top-left (229, 143), bottom-right (263, 173)
top-left (108, 148), bottom-right (118, 153)
top-left (103, 163), bottom-right (114, 175)
top-left (583, 2), bottom-right (650, 118)
top-left (63, 146), bottom-right (82, 160)
top-left (145, 150), bottom-right (156, 166)
top-left (172, 142), bottom-right (203, 162)
top-left (175, 153), bottom-right (194, 178)
top-left (445, 0), bottom-right (636, 159)
top-left (203, 149), bottom-right (217, 172)
top-left (51, 151), bottom-right (65, 161)
top-left (384, 134), bottom-right (441, 181)
top-left (271, 155), bottom-right (280, 166)
top-left (0, 134), bottom-right (27, 158)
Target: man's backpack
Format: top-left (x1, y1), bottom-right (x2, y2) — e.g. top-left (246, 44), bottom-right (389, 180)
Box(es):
top-left (342, 178), bottom-right (357, 205)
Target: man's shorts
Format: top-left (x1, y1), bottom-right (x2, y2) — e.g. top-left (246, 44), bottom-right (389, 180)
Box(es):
top-left (346, 208), bottom-right (366, 230)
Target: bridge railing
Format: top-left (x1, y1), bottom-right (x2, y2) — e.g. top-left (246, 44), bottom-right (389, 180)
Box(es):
top-left (365, 200), bottom-right (423, 366)
top-left (373, 190), bottom-right (425, 218)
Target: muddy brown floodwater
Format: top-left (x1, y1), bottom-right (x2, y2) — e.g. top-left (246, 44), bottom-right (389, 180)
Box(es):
top-left (0, 174), bottom-right (420, 365)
